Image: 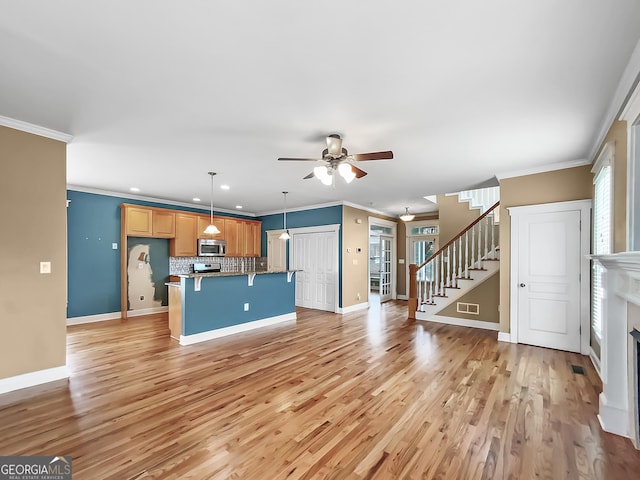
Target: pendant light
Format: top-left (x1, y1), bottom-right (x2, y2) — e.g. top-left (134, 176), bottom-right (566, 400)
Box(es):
top-left (279, 191), bottom-right (291, 240)
top-left (400, 207), bottom-right (415, 222)
top-left (204, 172), bottom-right (221, 235)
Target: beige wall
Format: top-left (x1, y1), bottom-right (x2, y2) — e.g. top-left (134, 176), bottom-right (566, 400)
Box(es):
top-left (437, 194), bottom-right (481, 245)
top-left (594, 120), bottom-right (628, 253)
top-left (498, 165), bottom-right (593, 333)
top-left (438, 273), bottom-right (500, 323)
top-left (341, 206), bottom-right (397, 308)
top-left (0, 126), bottom-right (67, 379)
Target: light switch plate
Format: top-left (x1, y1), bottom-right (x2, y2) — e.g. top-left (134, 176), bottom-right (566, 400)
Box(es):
top-left (40, 261), bottom-right (51, 274)
top-left (112, 243), bottom-right (118, 250)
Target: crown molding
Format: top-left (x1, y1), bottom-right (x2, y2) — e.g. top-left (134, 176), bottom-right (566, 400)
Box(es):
top-left (0, 115), bottom-right (73, 143)
top-left (495, 158), bottom-right (590, 181)
top-left (590, 38), bottom-right (640, 161)
top-left (66, 185), bottom-right (256, 217)
top-left (257, 200), bottom-right (393, 218)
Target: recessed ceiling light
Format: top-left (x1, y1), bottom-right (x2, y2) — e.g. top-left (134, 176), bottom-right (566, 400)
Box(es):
top-left (220, 185), bottom-right (230, 190)
top-left (193, 197), bottom-right (201, 202)
top-left (130, 187), bottom-right (140, 192)
top-left (235, 205), bottom-right (243, 209)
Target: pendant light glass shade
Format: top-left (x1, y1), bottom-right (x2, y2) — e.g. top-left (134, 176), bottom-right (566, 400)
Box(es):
top-left (400, 207), bottom-right (415, 222)
top-left (204, 172), bottom-right (221, 235)
top-left (279, 191), bottom-right (290, 240)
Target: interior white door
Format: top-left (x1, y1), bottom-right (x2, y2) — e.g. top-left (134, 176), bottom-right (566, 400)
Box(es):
top-left (516, 210), bottom-right (581, 352)
top-left (379, 235), bottom-right (393, 302)
top-left (293, 232), bottom-right (336, 311)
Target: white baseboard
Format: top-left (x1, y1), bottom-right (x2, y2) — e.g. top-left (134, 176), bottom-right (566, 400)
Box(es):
top-left (67, 306), bottom-right (169, 325)
top-left (416, 314), bottom-right (500, 331)
top-left (396, 294), bottom-right (408, 300)
top-left (598, 392), bottom-right (630, 438)
top-left (497, 332), bottom-right (512, 343)
top-left (338, 302), bottom-right (369, 314)
top-left (128, 306), bottom-right (168, 317)
top-left (67, 311), bottom-right (121, 326)
top-left (0, 366), bottom-right (69, 395)
top-left (179, 312), bottom-right (296, 346)
top-left (589, 347), bottom-right (602, 380)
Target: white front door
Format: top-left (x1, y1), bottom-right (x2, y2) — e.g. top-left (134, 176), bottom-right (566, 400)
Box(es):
top-left (512, 206), bottom-right (586, 353)
top-left (293, 231), bottom-right (337, 311)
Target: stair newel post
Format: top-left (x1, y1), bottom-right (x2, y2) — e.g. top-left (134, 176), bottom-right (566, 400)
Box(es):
top-left (458, 236), bottom-right (462, 280)
top-left (408, 263), bottom-right (418, 319)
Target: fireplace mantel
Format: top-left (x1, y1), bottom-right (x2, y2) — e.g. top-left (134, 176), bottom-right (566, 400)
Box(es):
top-left (591, 252), bottom-right (640, 447)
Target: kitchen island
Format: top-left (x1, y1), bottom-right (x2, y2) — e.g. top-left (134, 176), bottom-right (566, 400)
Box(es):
top-left (167, 270), bottom-right (297, 345)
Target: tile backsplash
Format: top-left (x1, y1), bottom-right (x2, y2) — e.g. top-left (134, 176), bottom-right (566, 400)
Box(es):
top-left (169, 256), bottom-right (267, 275)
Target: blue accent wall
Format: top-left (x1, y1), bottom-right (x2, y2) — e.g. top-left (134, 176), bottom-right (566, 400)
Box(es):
top-left (259, 205), bottom-right (343, 307)
top-left (66, 189), bottom-right (254, 318)
top-left (181, 273), bottom-right (295, 335)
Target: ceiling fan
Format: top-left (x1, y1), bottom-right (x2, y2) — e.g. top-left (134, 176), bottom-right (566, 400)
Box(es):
top-left (278, 134), bottom-right (393, 185)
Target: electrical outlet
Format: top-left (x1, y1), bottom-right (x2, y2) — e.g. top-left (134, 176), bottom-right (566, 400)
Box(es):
top-left (244, 303), bottom-right (249, 311)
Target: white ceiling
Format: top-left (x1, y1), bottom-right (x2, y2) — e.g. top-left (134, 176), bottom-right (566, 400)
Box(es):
top-left (2, 1), bottom-right (640, 217)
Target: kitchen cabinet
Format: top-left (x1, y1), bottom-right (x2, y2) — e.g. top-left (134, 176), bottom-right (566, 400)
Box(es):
top-left (171, 213), bottom-right (198, 256)
top-left (152, 210), bottom-right (175, 237)
top-left (125, 206), bottom-right (153, 236)
top-left (197, 215), bottom-right (225, 239)
top-left (224, 218), bottom-right (244, 257)
top-left (244, 220), bottom-right (261, 257)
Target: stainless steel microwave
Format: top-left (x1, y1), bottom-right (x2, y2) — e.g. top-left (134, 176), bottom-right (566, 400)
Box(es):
top-left (197, 239), bottom-right (227, 257)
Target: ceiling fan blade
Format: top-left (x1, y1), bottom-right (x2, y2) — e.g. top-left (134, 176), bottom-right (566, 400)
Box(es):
top-left (303, 171), bottom-right (315, 179)
top-left (278, 157), bottom-right (322, 162)
top-left (352, 165), bottom-right (368, 178)
top-left (352, 151), bottom-right (394, 161)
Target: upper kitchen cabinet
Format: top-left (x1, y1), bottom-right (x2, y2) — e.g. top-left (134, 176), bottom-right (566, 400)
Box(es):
top-left (152, 210), bottom-right (175, 237)
top-left (224, 217), bottom-right (244, 257)
top-left (171, 213), bottom-right (198, 257)
top-left (124, 205), bottom-right (153, 236)
top-left (197, 215), bottom-right (225, 239)
top-left (244, 220), bottom-right (261, 257)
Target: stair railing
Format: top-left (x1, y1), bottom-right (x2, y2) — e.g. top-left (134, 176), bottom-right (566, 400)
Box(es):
top-left (408, 201), bottom-right (500, 319)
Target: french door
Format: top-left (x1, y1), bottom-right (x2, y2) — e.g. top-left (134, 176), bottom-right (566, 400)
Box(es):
top-left (379, 235), bottom-right (393, 302)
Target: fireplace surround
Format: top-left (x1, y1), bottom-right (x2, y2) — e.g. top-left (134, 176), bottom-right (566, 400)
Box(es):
top-left (592, 252), bottom-right (640, 448)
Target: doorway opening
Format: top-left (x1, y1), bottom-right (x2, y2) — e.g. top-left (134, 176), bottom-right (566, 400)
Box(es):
top-left (368, 218), bottom-right (397, 305)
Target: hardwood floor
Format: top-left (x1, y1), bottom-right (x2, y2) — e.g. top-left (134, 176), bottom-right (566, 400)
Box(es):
top-left (1, 301), bottom-right (639, 479)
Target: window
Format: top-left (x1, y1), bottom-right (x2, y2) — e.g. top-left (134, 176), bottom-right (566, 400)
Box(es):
top-left (591, 144), bottom-right (613, 340)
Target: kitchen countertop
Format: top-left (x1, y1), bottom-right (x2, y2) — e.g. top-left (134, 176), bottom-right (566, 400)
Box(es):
top-left (176, 269), bottom-right (298, 279)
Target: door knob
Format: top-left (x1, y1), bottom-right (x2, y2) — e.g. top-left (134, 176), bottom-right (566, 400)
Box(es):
top-left (519, 283), bottom-right (526, 287)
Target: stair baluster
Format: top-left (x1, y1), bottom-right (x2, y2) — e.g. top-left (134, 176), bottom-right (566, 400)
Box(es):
top-left (458, 236), bottom-right (462, 280)
top-left (464, 229), bottom-right (469, 278)
top-left (476, 219), bottom-right (482, 269)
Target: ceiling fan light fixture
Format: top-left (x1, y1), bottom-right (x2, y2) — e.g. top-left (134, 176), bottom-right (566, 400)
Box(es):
top-left (400, 207), bottom-right (415, 222)
top-left (337, 163), bottom-right (355, 183)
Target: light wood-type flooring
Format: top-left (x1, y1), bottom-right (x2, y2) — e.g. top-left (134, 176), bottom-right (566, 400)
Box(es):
top-left (1, 300), bottom-right (639, 479)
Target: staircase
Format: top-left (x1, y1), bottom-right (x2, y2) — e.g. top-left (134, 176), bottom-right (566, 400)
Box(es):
top-left (408, 200), bottom-right (500, 321)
